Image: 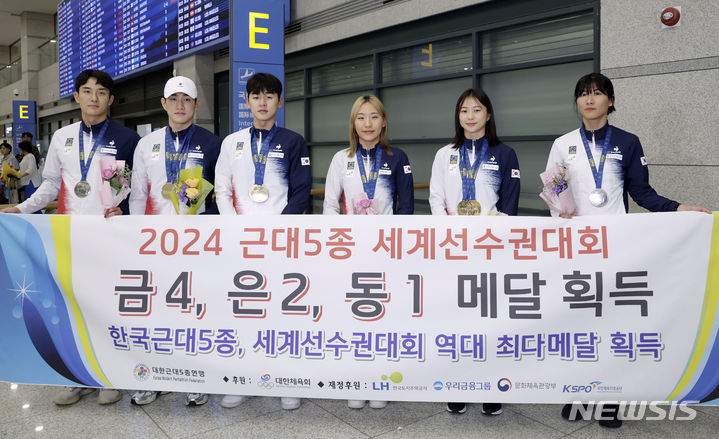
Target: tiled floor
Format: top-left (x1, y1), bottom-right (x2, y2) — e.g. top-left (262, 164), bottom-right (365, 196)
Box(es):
top-left (2, 383), bottom-right (718, 438)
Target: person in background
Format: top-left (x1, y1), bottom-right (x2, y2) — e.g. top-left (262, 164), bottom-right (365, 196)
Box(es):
top-left (17, 141), bottom-right (41, 208)
top-left (0, 141), bottom-right (19, 204)
top-left (21, 132), bottom-right (43, 175)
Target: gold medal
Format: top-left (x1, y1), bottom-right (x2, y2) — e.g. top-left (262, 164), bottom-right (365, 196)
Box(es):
top-left (457, 200), bottom-right (481, 216)
top-left (457, 200), bottom-right (471, 216)
top-left (161, 182), bottom-right (175, 199)
top-left (468, 200), bottom-right (482, 215)
top-left (249, 184), bottom-right (270, 203)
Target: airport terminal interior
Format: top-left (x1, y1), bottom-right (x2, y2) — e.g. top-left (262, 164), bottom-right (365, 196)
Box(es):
top-left (1, 0), bottom-right (718, 437)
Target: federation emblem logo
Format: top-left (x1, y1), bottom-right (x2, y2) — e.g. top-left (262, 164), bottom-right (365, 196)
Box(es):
top-left (236, 142), bottom-right (244, 151)
top-left (511, 169), bottom-right (520, 178)
top-left (152, 144), bottom-right (160, 152)
top-left (450, 155), bottom-right (458, 165)
top-left (403, 165), bottom-right (412, 174)
top-left (65, 138), bottom-right (74, 147)
top-left (301, 157), bottom-right (310, 166)
top-left (134, 364), bottom-right (150, 381)
top-left (568, 145), bottom-right (577, 155)
top-left (347, 162), bottom-right (354, 170)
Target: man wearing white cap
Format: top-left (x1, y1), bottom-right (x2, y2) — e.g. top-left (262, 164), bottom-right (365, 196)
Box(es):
top-left (128, 76), bottom-right (221, 406)
top-left (129, 76), bottom-right (220, 215)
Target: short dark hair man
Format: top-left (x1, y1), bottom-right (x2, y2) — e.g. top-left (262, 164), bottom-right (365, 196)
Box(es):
top-left (214, 72), bottom-right (311, 410)
top-left (3, 69), bottom-right (139, 217)
top-left (214, 72), bottom-right (311, 216)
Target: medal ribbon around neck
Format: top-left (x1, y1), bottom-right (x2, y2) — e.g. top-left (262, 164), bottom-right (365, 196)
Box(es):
top-left (77, 119), bottom-right (109, 183)
top-left (579, 126), bottom-right (613, 190)
top-left (356, 145), bottom-right (383, 200)
top-left (459, 137), bottom-right (488, 201)
top-left (250, 125), bottom-right (277, 186)
top-left (164, 125), bottom-right (196, 184)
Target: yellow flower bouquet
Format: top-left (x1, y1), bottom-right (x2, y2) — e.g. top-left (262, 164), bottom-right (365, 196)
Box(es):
top-left (170, 166), bottom-right (213, 215)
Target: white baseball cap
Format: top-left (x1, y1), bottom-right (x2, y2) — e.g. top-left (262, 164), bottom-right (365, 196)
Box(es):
top-left (164, 76), bottom-right (197, 99)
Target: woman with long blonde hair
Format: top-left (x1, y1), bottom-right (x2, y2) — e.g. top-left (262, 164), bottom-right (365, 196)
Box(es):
top-left (323, 94), bottom-right (414, 216)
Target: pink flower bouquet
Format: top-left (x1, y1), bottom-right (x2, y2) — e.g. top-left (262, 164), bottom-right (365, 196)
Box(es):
top-left (539, 162), bottom-right (576, 216)
top-left (351, 193), bottom-right (379, 215)
top-left (99, 156), bottom-right (131, 209)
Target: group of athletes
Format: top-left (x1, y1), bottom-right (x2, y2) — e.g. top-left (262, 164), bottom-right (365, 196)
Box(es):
top-left (1, 68), bottom-right (710, 429)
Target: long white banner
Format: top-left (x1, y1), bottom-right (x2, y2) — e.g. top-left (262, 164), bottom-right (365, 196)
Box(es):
top-left (1, 212), bottom-right (718, 404)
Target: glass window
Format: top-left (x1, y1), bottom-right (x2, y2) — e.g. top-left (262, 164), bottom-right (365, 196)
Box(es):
top-left (37, 38), bottom-right (58, 70)
top-left (381, 35), bottom-right (472, 83)
top-left (382, 77), bottom-right (471, 139)
top-left (0, 60), bottom-right (21, 88)
top-left (482, 13), bottom-right (593, 68)
top-left (482, 60), bottom-right (592, 137)
top-left (311, 144), bottom-right (347, 213)
top-left (284, 100), bottom-right (304, 136)
top-left (309, 90), bottom-right (371, 142)
top-left (507, 140), bottom-right (553, 215)
top-left (9, 40), bottom-right (21, 63)
top-left (215, 71), bottom-right (230, 138)
top-left (396, 142), bottom-right (439, 188)
top-left (311, 56), bottom-right (373, 94)
top-left (285, 70), bottom-right (304, 98)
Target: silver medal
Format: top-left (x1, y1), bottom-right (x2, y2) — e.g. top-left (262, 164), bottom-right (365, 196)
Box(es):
top-left (589, 188), bottom-right (608, 207)
top-left (74, 181), bottom-right (91, 198)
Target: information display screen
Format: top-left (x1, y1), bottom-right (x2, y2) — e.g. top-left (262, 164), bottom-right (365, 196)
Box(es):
top-left (58, 0), bottom-right (229, 97)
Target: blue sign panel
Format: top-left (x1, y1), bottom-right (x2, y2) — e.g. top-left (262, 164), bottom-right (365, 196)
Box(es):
top-left (231, 0), bottom-right (287, 132)
top-left (13, 101), bottom-right (37, 155)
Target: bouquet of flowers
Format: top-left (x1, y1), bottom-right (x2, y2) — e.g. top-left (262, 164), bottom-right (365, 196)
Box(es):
top-left (539, 162), bottom-right (576, 215)
top-left (170, 166), bottom-right (213, 215)
top-left (2, 161), bottom-right (20, 185)
top-left (99, 156), bottom-right (132, 209)
top-left (351, 192), bottom-right (379, 215)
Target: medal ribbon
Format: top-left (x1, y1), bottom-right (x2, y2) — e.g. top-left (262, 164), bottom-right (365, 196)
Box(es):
top-left (579, 126), bottom-right (613, 190)
top-left (77, 119), bottom-right (109, 183)
top-left (164, 125), bottom-right (196, 183)
top-left (250, 125), bottom-right (277, 186)
top-left (356, 145), bottom-right (383, 200)
top-left (458, 138), bottom-right (488, 201)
